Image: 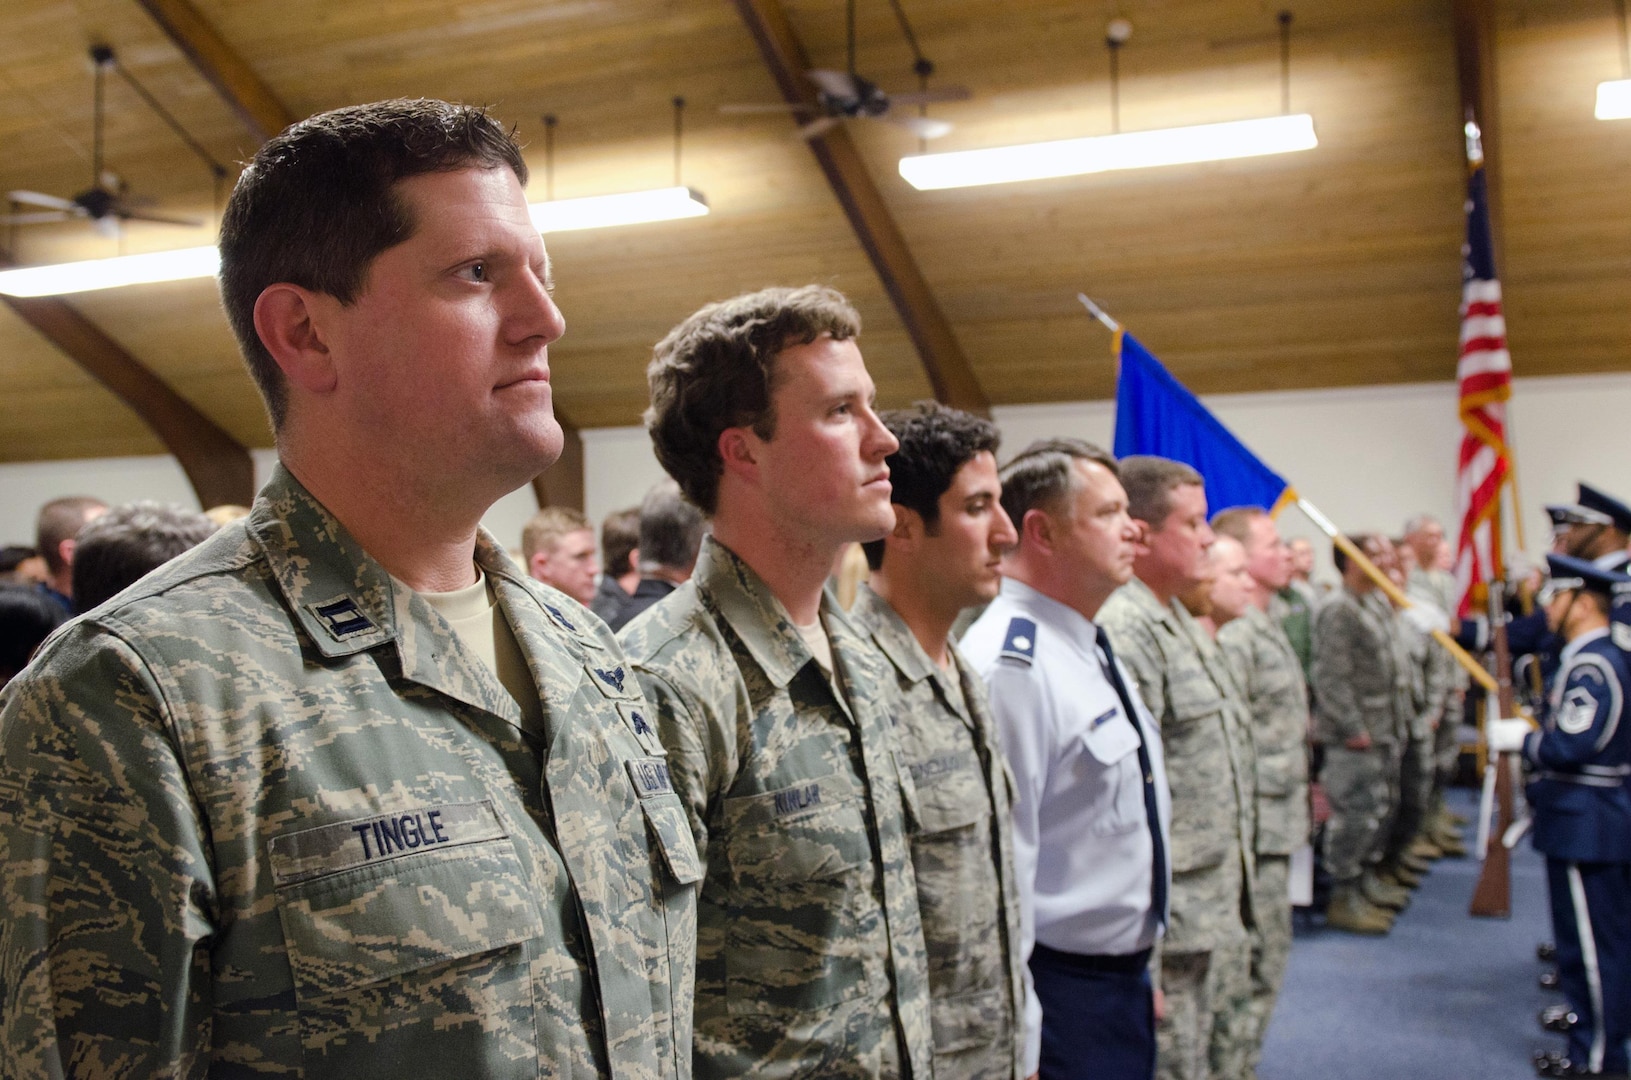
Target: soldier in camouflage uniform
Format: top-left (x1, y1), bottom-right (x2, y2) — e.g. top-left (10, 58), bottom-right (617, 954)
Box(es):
top-left (1401, 515), bottom-right (1469, 857)
top-left (1311, 535), bottom-right (1406, 933)
top-left (620, 286), bottom-right (933, 1080)
top-left (853, 402), bottom-right (1027, 1080)
top-left (0, 100), bottom-right (698, 1077)
top-left (1213, 508), bottom-right (1311, 1074)
top-left (1098, 458), bottom-right (1255, 1080)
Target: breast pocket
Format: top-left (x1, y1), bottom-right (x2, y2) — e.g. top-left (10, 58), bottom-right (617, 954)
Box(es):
top-left (721, 773), bottom-right (875, 1016)
top-left (268, 803), bottom-right (544, 1076)
top-left (1077, 709), bottom-right (1144, 838)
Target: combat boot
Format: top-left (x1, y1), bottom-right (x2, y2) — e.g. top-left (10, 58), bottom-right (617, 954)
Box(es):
top-left (1361, 872), bottom-right (1411, 911)
top-left (1399, 849), bottom-right (1434, 875)
top-left (1326, 886), bottom-right (1393, 935)
top-left (1378, 862), bottom-right (1423, 889)
top-left (1448, 809), bottom-right (1470, 827)
top-left (1409, 836), bottom-right (1445, 861)
top-left (1432, 823), bottom-right (1468, 857)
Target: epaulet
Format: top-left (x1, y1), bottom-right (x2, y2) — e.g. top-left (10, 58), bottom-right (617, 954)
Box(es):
top-left (1000, 616), bottom-right (1038, 666)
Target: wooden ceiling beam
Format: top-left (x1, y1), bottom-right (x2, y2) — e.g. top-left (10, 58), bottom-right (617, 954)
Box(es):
top-left (730, 0), bottom-right (989, 415)
top-left (531, 418), bottom-right (586, 512)
top-left (1, 259), bottom-right (254, 507)
top-left (134, 0), bottom-right (293, 142)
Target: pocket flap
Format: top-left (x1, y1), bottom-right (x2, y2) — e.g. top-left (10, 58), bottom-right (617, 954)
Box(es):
top-left (639, 794), bottom-right (704, 885)
top-left (1082, 710), bottom-right (1140, 765)
top-left (930, 987), bottom-right (1005, 1054)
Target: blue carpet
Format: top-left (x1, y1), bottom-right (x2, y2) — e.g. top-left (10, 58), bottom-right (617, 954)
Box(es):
top-left (1259, 789), bottom-right (1563, 1080)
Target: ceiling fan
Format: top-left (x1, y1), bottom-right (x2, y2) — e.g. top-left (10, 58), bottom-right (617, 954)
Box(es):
top-left (721, 0), bottom-right (970, 141)
top-left (3, 46), bottom-right (205, 237)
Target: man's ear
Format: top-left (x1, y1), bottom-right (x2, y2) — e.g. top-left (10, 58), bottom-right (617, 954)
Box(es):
top-left (890, 505), bottom-right (922, 549)
top-left (718, 427), bottom-right (760, 487)
top-left (528, 550), bottom-right (551, 580)
top-left (1020, 508), bottom-right (1053, 554)
top-left (253, 284), bottom-right (339, 394)
top-left (57, 538), bottom-right (76, 569)
top-left (1130, 519), bottom-right (1152, 556)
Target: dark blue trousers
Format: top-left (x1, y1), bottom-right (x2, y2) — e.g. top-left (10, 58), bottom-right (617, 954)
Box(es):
top-left (1547, 859), bottom-right (1631, 1074)
top-left (1030, 942), bottom-right (1155, 1080)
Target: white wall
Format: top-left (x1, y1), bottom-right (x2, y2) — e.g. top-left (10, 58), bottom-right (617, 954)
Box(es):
top-left (4, 372), bottom-right (1628, 578)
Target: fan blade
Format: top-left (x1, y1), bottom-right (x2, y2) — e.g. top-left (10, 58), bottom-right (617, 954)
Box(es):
top-left (117, 208), bottom-right (206, 228)
top-left (887, 85), bottom-right (973, 106)
top-left (798, 116), bottom-right (844, 141)
top-left (884, 114), bottom-right (954, 140)
top-left (719, 102), bottom-right (818, 114)
top-left (0, 211), bottom-right (73, 225)
top-left (8, 190), bottom-right (78, 211)
top-left (807, 69), bottom-right (860, 99)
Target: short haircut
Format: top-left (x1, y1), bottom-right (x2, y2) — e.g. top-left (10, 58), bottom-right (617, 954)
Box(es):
top-left (35, 496), bottom-right (107, 573)
top-left (71, 501), bottom-right (218, 612)
top-left (1403, 514), bottom-right (1438, 535)
top-left (600, 507), bottom-right (641, 578)
top-left (861, 402), bottom-right (1001, 571)
top-left (998, 438), bottom-right (1119, 534)
top-left (1119, 456), bottom-right (1204, 528)
top-left (637, 479), bottom-right (707, 573)
top-left (522, 507), bottom-right (591, 562)
top-left (1331, 533), bottom-right (1375, 575)
top-left (218, 98), bottom-right (527, 430)
top-left (0, 585), bottom-right (67, 684)
top-left (645, 285), bottom-right (862, 515)
top-left (1210, 506), bottom-right (1268, 546)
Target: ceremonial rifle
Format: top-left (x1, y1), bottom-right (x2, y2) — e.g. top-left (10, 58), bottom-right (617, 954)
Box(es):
top-left (1470, 578), bottom-right (1519, 918)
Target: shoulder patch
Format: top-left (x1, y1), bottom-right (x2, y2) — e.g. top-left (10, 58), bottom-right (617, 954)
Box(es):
top-left (1001, 616), bottom-right (1038, 665)
top-left (542, 602), bottom-right (579, 633)
top-left (1613, 622), bottom-right (1631, 653)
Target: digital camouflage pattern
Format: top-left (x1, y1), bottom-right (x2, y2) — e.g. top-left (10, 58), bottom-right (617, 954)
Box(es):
top-left (1098, 578), bottom-right (1254, 1080)
top-left (850, 585), bottom-right (1026, 1080)
top-left (0, 466), bottom-right (699, 1079)
top-left (618, 537), bottom-right (932, 1080)
top-left (1217, 604), bottom-right (1311, 1070)
top-left (1407, 568), bottom-right (1467, 788)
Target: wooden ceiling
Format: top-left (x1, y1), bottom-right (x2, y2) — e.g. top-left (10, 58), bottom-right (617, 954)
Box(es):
top-left (1, 0), bottom-right (1627, 470)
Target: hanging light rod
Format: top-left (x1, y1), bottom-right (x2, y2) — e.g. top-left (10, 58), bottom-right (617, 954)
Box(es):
top-left (898, 113), bottom-right (1317, 190)
top-left (1601, 0), bottom-right (1631, 119)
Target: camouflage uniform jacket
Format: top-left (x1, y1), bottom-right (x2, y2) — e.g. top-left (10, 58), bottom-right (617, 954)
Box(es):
top-left (1364, 591), bottom-right (1425, 741)
top-left (1408, 567), bottom-right (1467, 699)
top-left (851, 584), bottom-right (1026, 1080)
top-left (0, 466), bottom-right (699, 1079)
top-left (1218, 605), bottom-right (1311, 856)
top-left (618, 537), bottom-right (932, 1080)
top-left (1098, 578), bottom-right (1254, 953)
top-left (1311, 588), bottom-right (1404, 746)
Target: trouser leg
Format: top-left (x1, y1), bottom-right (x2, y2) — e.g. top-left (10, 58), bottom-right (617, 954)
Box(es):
top-left (1156, 950), bottom-right (1212, 1080)
top-left (1206, 937), bottom-right (1252, 1080)
top-left (1319, 747), bottom-right (1385, 885)
top-left (1245, 855), bottom-right (1292, 1071)
top-left (1383, 733), bottom-right (1430, 865)
top-left (1031, 945), bottom-right (1157, 1080)
top-left (1553, 861), bottom-right (1631, 1075)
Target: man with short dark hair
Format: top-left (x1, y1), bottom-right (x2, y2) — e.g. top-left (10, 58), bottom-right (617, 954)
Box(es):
top-left (621, 285), bottom-right (931, 1079)
top-left (593, 506), bottom-right (642, 625)
top-left (851, 401), bottom-right (1026, 1080)
top-left (522, 506), bottom-right (600, 607)
top-left (611, 479), bottom-right (706, 632)
top-left (1097, 457), bottom-right (1256, 1080)
top-left (962, 438), bottom-right (1168, 1080)
top-left (32, 495), bottom-right (107, 614)
top-left (70, 501), bottom-right (218, 612)
top-left (0, 99), bottom-right (696, 1077)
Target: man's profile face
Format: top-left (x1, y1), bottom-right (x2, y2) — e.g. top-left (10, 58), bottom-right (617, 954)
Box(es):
top-left (1052, 459), bottom-right (1139, 593)
top-left (1143, 483), bottom-right (1213, 589)
top-left (1289, 538), bottom-right (1314, 577)
top-left (312, 166), bottom-right (566, 495)
top-left (747, 335), bottom-right (899, 548)
top-left (530, 527), bottom-right (599, 605)
top-left (911, 450), bottom-right (1016, 609)
top-left (1409, 519), bottom-right (1444, 565)
top-left (1243, 514), bottom-right (1292, 592)
top-left (1208, 536), bottom-right (1254, 623)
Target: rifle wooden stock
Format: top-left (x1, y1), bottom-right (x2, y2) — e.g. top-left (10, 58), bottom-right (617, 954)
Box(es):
top-left (1470, 579), bottom-right (1517, 918)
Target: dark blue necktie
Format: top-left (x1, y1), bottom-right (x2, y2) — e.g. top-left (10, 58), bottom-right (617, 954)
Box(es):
top-left (1096, 627), bottom-right (1169, 926)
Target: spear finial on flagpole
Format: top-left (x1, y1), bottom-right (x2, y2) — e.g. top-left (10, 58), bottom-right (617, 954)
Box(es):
top-left (1076, 293), bottom-right (1122, 333)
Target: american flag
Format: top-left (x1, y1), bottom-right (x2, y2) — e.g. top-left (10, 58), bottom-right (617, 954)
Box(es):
top-left (1452, 152), bottom-right (1513, 619)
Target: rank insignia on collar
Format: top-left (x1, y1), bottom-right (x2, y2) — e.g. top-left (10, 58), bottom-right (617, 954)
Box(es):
top-left (1001, 616), bottom-right (1037, 666)
top-left (543, 603), bottom-right (578, 632)
top-left (595, 665), bottom-right (626, 693)
top-left (309, 596), bottom-right (374, 638)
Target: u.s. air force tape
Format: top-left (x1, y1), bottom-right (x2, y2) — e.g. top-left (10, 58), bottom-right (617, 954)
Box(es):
top-left (266, 800), bottom-right (507, 887)
top-left (626, 757), bottom-right (675, 799)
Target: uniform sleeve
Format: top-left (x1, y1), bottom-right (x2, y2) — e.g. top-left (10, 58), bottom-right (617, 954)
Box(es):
top-left (980, 662), bottom-right (1052, 1077)
top-left (0, 625), bottom-right (216, 1077)
top-left (1217, 624), bottom-right (1256, 705)
top-left (1530, 655), bottom-right (1625, 770)
top-left (1310, 603), bottom-right (1364, 743)
top-left (630, 664), bottom-right (726, 866)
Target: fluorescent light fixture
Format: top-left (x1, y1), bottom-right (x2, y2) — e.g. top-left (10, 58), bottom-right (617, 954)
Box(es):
top-left (0, 245), bottom-right (220, 297)
top-left (1597, 79), bottom-right (1631, 120)
top-left (0, 186), bottom-right (712, 297)
top-left (898, 113), bottom-right (1318, 191)
top-left (529, 186), bottom-right (709, 232)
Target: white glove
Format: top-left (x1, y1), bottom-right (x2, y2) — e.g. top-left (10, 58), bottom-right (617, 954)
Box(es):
top-left (1401, 601), bottom-right (1450, 636)
top-left (1487, 717), bottom-right (1533, 754)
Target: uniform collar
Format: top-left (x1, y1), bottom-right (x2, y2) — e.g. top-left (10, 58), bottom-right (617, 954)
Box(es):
top-left (1116, 575), bottom-right (1179, 629)
top-left (1561, 626), bottom-right (1611, 665)
top-left (996, 576), bottom-right (1101, 649)
top-left (693, 535), bottom-right (851, 689)
top-left (852, 583), bottom-right (935, 684)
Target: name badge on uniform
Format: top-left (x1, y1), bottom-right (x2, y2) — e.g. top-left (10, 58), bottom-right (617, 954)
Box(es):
top-left (267, 800), bottom-right (507, 887)
top-left (626, 757), bottom-right (675, 799)
top-left (1091, 707), bottom-right (1118, 730)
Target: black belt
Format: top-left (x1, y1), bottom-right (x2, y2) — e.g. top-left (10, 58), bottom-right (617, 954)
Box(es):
top-left (1031, 942), bottom-right (1152, 975)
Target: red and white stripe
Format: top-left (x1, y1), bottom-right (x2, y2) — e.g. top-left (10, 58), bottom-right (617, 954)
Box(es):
top-left (1453, 277), bottom-right (1513, 618)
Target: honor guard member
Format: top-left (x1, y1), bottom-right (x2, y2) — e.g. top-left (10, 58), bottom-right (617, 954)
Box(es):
top-left (853, 402), bottom-right (1027, 1080)
top-left (0, 100), bottom-right (699, 1078)
top-left (620, 286), bottom-right (932, 1080)
top-left (1096, 457), bottom-right (1255, 1080)
top-left (1489, 556), bottom-right (1631, 1078)
top-left (962, 438), bottom-right (1170, 1080)
top-left (1212, 508), bottom-right (1312, 1073)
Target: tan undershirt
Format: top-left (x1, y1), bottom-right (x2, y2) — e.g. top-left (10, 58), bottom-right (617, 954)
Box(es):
top-left (794, 616), bottom-right (834, 675)
top-left (418, 569), bottom-right (545, 737)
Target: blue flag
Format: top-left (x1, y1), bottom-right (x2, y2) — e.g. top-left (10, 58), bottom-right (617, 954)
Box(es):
top-left (1112, 332), bottom-right (1295, 515)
